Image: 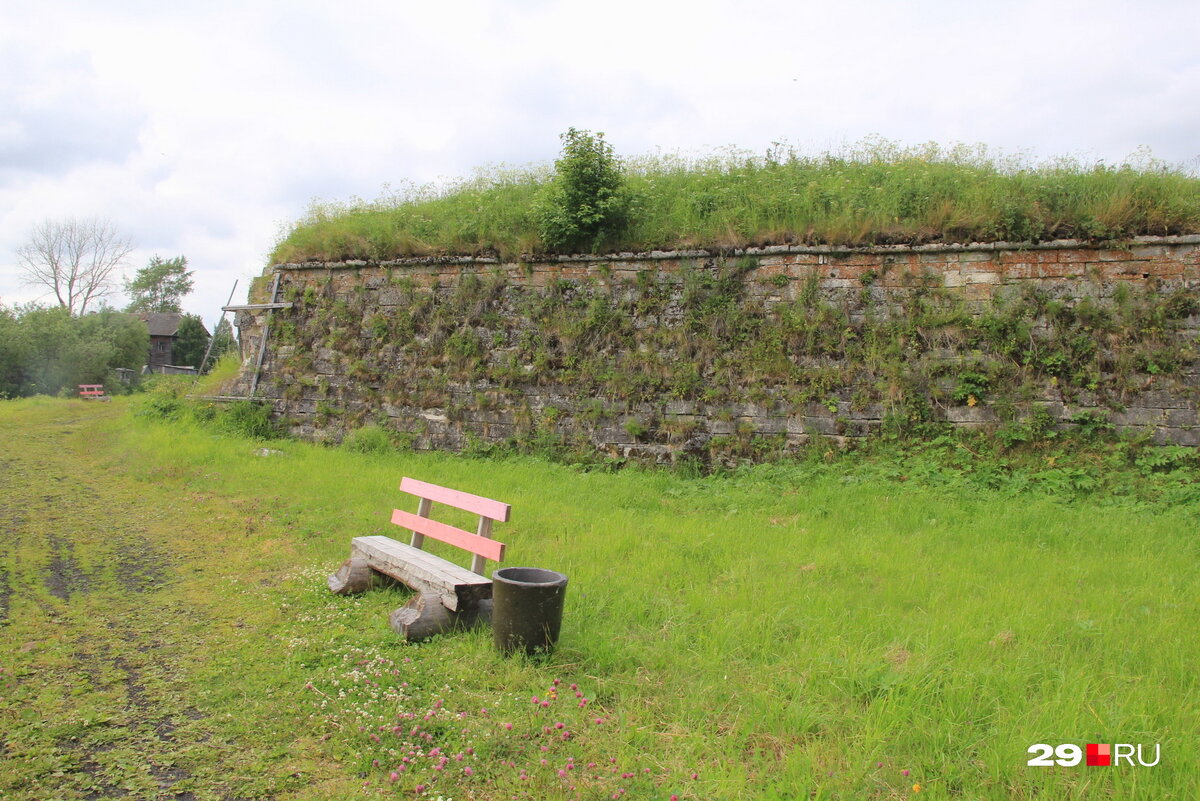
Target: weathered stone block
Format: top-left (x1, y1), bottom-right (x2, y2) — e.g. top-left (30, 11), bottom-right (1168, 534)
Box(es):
top-left (800, 416), bottom-right (837, 436)
top-left (1165, 408), bottom-right (1198, 427)
top-left (1110, 407), bottom-right (1166, 426)
top-left (943, 406), bottom-right (998, 424)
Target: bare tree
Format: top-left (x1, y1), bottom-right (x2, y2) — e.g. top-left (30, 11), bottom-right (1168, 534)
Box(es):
top-left (17, 217), bottom-right (134, 315)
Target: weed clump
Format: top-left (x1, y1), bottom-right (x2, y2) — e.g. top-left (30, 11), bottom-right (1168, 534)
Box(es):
top-left (137, 381), bottom-right (281, 440)
top-left (340, 424), bottom-right (395, 455)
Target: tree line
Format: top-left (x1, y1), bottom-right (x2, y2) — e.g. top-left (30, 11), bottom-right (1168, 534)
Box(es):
top-left (2, 217), bottom-right (236, 398)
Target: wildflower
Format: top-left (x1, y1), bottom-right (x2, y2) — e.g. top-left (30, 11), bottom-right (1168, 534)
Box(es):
top-left (913, 784), bottom-right (921, 792)
top-left (555, 722), bottom-right (565, 729)
top-left (464, 766), bottom-right (474, 776)
top-left (902, 769), bottom-right (910, 776)
top-left (389, 772), bottom-right (399, 782)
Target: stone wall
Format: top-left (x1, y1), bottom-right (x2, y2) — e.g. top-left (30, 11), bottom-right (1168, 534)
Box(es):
top-left (229, 236), bottom-right (1200, 462)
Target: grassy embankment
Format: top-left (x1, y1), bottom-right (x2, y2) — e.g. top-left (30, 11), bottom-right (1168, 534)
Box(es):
top-left (0, 393), bottom-right (1198, 800)
top-left (269, 140), bottom-right (1200, 263)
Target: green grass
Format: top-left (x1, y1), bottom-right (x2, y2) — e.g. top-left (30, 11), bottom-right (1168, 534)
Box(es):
top-left (269, 139), bottom-right (1200, 263)
top-left (0, 398), bottom-right (1197, 799)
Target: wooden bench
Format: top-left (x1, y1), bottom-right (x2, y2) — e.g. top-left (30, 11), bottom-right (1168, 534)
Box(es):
top-left (327, 477), bottom-right (510, 641)
top-left (78, 384), bottom-right (106, 399)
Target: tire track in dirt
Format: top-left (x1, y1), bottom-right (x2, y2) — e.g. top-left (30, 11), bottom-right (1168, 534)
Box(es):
top-left (0, 456), bottom-right (18, 624)
top-left (0, 565), bottom-right (11, 626)
top-left (45, 533), bottom-right (91, 600)
top-left (0, 405), bottom-right (203, 800)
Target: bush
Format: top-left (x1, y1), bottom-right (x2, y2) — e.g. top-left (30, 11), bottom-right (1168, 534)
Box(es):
top-left (534, 128), bottom-right (631, 253)
top-left (0, 304), bottom-right (148, 397)
top-left (136, 379), bottom-right (190, 420)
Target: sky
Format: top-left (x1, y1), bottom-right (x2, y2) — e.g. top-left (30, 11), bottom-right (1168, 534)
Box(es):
top-left (2, 0), bottom-right (1198, 327)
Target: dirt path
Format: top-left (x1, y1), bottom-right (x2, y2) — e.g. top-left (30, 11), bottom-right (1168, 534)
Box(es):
top-left (0, 403), bottom-right (216, 800)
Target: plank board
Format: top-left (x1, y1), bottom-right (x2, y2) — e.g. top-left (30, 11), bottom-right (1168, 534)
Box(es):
top-left (391, 509), bottom-right (506, 563)
top-left (400, 477), bottom-right (511, 522)
top-left (351, 536), bottom-right (492, 611)
top-left (221, 302), bottom-right (295, 311)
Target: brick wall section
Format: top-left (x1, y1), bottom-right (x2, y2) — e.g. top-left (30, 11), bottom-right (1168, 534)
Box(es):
top-left (230, 236), bottom-right (1200, 458)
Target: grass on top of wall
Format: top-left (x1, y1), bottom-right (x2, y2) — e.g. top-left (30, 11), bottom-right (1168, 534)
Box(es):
top-left (268, 139), bottom-right (1200, 264)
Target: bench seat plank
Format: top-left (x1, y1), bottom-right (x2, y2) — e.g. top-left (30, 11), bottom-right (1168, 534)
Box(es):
top-left (391, 509), bottom-right (506, 563)
top-left (400, 477), bottom-right (511, 522)
top-left (351, 535), bottom-right (492, 612)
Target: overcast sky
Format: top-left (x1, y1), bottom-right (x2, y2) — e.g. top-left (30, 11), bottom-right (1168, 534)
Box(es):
top-left (2, 0), bottom-right (1198, 325)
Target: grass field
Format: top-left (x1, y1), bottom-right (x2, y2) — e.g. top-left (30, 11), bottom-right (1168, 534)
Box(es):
top-left (268, 140), bottom-right (1200, 263)
top-left (0, 397), bottom-right (1197, 800)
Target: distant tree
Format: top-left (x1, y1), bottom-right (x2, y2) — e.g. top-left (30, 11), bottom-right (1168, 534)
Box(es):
top-left (124, 255), bottom-right (194, 313)
top-left (0, 304), bottom-right (147, 396)
top-left (172, 314), bottom-right (210, 368)
top-left (0, 304), bottom-right (27, 398)
top-left (204, 317), bottom-right (238, 371)
top-left (17, 217), bottom-right (134, 315)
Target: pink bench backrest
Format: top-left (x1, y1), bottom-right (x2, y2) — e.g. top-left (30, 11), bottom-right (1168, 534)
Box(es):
top-left (392, 477), bottom-right (511, 575)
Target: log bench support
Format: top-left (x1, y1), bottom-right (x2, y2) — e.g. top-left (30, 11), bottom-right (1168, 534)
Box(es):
top-left (327, 478), bottom-right (510, 642)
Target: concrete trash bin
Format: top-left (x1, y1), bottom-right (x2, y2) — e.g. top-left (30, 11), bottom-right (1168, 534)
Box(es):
top-left (492, 567), bottom-right (568, 655)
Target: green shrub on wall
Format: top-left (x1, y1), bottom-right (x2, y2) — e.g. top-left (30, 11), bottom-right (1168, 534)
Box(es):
top-left (534, 128), bottom-right (632, 253)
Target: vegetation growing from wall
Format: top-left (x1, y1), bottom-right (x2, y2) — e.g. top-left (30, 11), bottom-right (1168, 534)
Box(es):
top-left (267, 261), bottom-right (1198, 466)
top-left (269, 138), bottom-right (1200, 263)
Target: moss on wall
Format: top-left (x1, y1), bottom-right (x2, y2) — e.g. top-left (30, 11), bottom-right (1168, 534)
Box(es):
top-left (235, 241), bottom-right (1200, 464)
